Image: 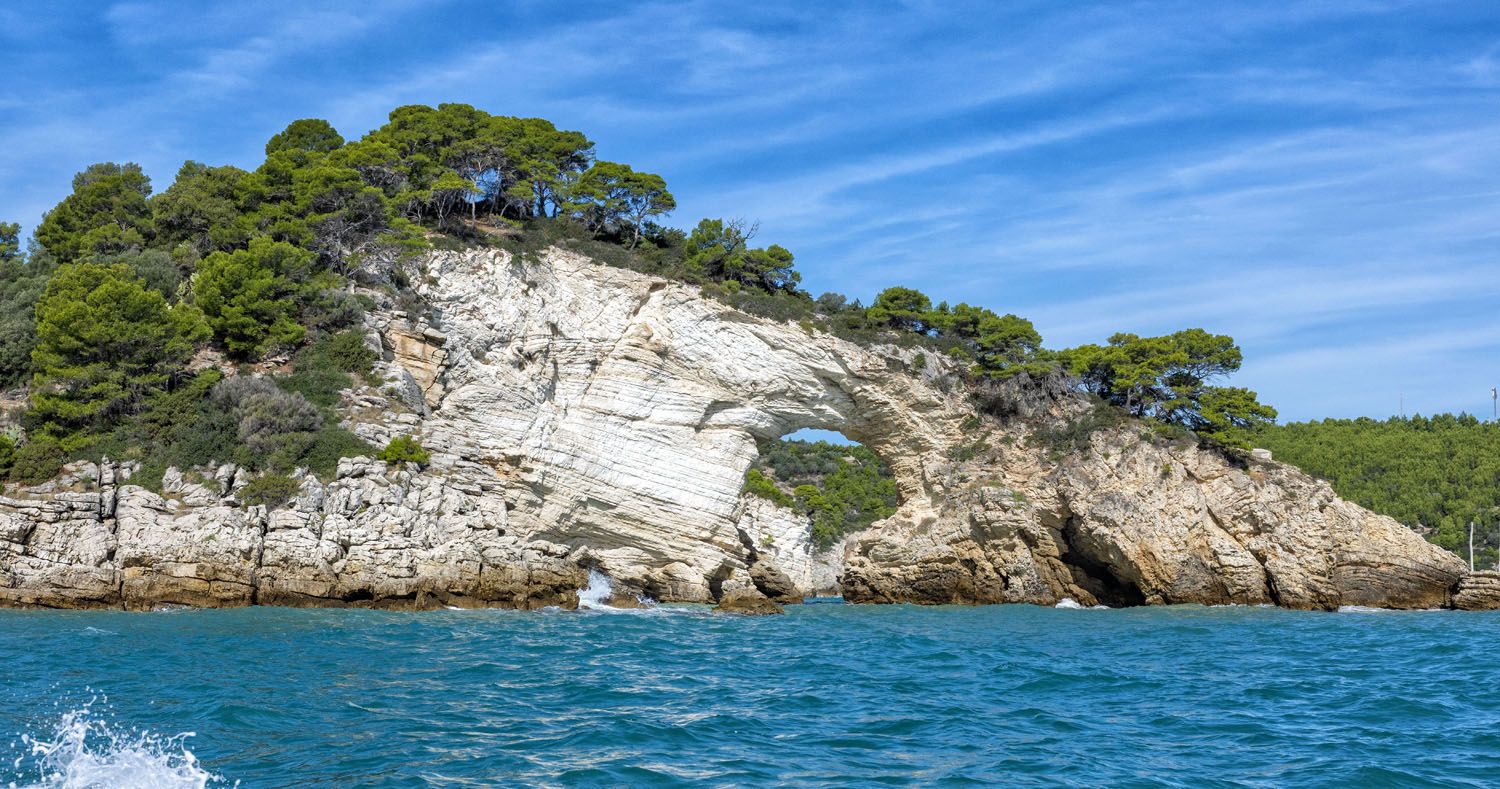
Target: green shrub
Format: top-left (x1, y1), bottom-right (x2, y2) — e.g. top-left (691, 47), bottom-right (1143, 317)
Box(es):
top-left (11, 437), bottom-right (65, 485)
top-left (278, 365), bottom-right (351, 409)
top-left (294, 427), bottom-right (375, 479)
top-left (1031, 402), bottom-right (1125, 455)
top-left (319, 330), bottom-right (376, 377)
top-left (378, 434), bottom-right (430, 466)
top-left (267, 330), bottom-right (379, 410)
top-left (232, 387), bottom-right (323, 454)
top-left (131, 459), bottom-right (168, 494)
top-left (948, 433), bottom-right (991, 462)
top-left (0, 434), bottom-right (16, 478)
top-left (294, 329), bottom-right (376, 378)
top-left (238, 473), bottom-right (302, 508)
top-left (742, 468), bottom-right (793, 508)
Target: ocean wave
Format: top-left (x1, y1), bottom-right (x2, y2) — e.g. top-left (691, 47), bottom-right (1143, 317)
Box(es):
top-left (8, 701), bottom-right (222, 788)
top-left (1054, 597), bottom-right (1110, 610)
top-left (574, 569), bottom-right (694, 616)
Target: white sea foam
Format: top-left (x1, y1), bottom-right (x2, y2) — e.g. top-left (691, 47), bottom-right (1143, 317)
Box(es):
top-left (576, 569), bottom-right (617, 611)
top-left (1337, 605), bottom-right (1391, 613)
top-left (10, 702), bottom-right (220, 788)
top-left (573, 569), bottom-right (698, 616)
top-left (1054, 597), bottom-right (1110, 610)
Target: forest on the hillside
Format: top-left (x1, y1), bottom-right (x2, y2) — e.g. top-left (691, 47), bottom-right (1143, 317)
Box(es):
top-left (1257, 415), bottom-right (1500, 567)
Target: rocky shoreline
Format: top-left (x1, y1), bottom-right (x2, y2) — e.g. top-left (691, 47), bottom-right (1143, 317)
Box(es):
top-left (0, 249), bottom-right (1488, 613)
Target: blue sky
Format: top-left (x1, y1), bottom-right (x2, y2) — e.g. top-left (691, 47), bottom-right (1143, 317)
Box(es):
top-left (3, 1), bottom-right (1499, 422)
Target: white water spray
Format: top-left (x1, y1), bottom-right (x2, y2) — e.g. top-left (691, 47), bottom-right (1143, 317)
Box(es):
top-left (1054, 597), bottom-right (1111, 610)
top-left (572, 569), bottom-right (676, 615)
top-left (9, 702), bottom-right (220, 788)
top-left (576, 569), bottom-right (617, 611)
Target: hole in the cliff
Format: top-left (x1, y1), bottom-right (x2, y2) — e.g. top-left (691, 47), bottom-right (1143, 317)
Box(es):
top-left (1058, 518), bottom-right (1145, 608)
top-left (707, 564), bottom-right (732, 602)
top-left (341, 588), bottom-right (375, 603)
top-left (744, 428), bottom-right (900, 560)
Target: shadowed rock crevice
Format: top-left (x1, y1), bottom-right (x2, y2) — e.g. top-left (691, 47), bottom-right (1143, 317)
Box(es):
top-left (1058, 516), bottom-right (1146, 608)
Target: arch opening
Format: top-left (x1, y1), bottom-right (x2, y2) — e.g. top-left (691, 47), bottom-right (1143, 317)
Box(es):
top-left (737, 428), bottom-right (902, 599)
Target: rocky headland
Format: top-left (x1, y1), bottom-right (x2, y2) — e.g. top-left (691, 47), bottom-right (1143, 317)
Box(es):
top-left (0, 248), bottom-right (1481, 612)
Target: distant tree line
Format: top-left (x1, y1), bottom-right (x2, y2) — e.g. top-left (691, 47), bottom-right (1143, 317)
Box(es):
top-left (1256, 414), bottom-right (1500, 565)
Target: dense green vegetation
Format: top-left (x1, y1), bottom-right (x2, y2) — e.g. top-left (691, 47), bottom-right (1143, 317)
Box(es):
top-left (379, 435), bottom-right (431, 466)
top-left (745, 438), bottom-right (899, 550)
top-left (1257, 415), bottom-right (1500, 566)
top-left (0, 101), bottom-right (1276, 496)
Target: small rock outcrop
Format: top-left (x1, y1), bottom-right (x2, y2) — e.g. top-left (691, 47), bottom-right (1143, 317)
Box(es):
top-left (1454, 571), bottom-right (1500, 610)
top-left (713, 588), bottom-right (785, 615)
top-left (0, 247), bottom-right (1470, 611)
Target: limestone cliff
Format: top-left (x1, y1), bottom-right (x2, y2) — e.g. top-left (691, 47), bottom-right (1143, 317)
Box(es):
top-left (0, 248), bottom-right (1475, 610)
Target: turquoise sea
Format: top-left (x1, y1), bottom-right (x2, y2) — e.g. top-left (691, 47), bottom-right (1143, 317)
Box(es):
top-left (2, 600), bottom-right (1498, 787)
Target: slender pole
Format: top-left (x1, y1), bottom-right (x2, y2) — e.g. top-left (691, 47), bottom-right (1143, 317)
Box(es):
top-left (1469, 522), bottom-right (1475, 572)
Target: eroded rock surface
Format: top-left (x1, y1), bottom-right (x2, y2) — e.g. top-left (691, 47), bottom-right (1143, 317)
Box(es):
top-left (0, 458), bottom-right (583, 610)
top-left (1454, 571), bottom-right (1500, 610)
top-left (713, 587), bottom-right (785, 616)
top-left (842, 431), bottom-right (1466, 610)
top-left (0, 248), bottom-right (1469, 611)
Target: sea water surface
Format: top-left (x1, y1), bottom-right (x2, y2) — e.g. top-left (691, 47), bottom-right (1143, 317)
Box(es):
top-left (2, 595), bottom-right (1498, 787)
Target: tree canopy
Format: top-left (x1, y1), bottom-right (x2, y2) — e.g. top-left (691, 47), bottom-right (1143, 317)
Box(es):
top-left (29, 261), bottom-right (207, 443)
top-left (194, 238), bottom-right (315, 357)
top-left (1058, 329), bottom-right (1275, 448)
top-left (265, 118), bottom-right (346, 156)
top-left (868, 287), bottom-right (932, 333)
top-left (35, 163), bottom-right (154, 264)
top-left (683, 219), bottom-right (799, 292)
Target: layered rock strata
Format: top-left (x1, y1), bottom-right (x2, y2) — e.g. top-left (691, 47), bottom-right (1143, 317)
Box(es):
top-left (1453, 571), bottom-right (1500, 611)
top-left (0, 248), bottom-right (1478, 611)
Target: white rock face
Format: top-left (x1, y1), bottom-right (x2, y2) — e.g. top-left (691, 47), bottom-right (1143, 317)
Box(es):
top-left (735, 496), bottom-right (841, 596)
top-left (385, 249), bottom-right (968, 601)
top-left (0, 247), bottom-right (1475, 610)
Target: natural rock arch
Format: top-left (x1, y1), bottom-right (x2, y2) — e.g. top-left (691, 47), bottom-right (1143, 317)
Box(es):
top-left (400, 249), bottom-right (969, 601)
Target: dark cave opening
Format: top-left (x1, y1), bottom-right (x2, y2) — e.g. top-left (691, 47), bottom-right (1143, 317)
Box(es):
top-left (1059, 518), bottom-right (1146, 608)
